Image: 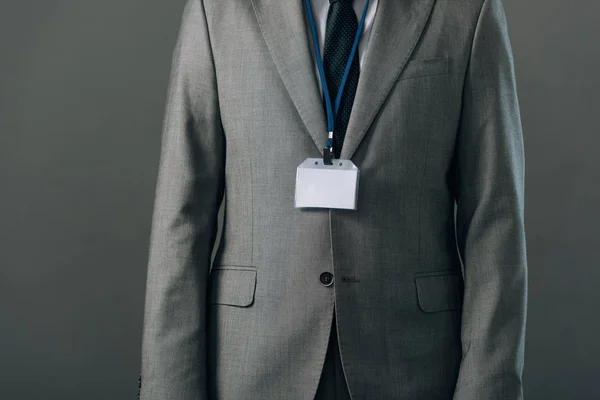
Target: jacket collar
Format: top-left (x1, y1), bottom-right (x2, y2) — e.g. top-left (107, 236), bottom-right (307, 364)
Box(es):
top-left (251, 0), bottom-right (436, 159)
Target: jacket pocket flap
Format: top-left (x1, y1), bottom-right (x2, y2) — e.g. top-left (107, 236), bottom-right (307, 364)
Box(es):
top-left (209, 267), bottom-right (257, 307)
top-left (400, 57), bottom-right (449, 80)
top-left (414, 271), bottom-right (463, 312)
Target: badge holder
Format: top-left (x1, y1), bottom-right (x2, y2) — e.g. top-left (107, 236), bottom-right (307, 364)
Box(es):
top-left (294, 153), bottom-right (359, 210)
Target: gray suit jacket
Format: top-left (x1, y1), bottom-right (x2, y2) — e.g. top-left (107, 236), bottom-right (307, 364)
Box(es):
top-left (140, 0), bottom-right (528, 398)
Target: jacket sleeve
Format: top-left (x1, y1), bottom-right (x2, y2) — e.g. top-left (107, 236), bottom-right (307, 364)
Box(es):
top-left (140, 0), bottom-right (224, 398)
top-left (452, 0), bottom-right (528, 398)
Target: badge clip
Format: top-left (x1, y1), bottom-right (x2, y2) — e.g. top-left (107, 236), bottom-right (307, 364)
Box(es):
top-left (323, 146), bottom-right (333, 165)
top-left (323, 134), bottom-right (334, 165)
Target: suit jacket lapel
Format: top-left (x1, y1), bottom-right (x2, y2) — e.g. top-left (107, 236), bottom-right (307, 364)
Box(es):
top-left (251, 0), bottom-right (327, 151)
top-left (340, 0), bottom-right (437, 160)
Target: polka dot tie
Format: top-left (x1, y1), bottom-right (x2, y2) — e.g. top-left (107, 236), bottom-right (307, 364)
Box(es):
top-left (323, 0), bottom-right (360, 158)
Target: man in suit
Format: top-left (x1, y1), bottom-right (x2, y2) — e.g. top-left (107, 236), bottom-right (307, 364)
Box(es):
top-left (140, 0), bottom-right (528, 398)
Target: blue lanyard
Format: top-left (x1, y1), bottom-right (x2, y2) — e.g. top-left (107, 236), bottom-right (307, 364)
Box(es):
top-left (305, 0), bottom-right (370, 152)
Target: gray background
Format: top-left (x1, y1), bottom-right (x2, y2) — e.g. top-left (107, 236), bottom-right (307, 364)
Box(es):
top-left (0, 0), bottom-right (598, 399)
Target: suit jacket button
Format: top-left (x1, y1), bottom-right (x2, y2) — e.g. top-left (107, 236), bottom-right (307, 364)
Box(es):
top-left (320, 272), bottom-right (333, 287)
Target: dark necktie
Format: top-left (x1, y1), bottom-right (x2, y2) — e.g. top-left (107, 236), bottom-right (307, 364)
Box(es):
top-left (323, 0), bottom-right (360, 158)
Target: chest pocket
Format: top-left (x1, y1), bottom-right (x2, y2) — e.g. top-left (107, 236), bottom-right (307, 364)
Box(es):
top-left (399, 56), bottom-right (450, 80)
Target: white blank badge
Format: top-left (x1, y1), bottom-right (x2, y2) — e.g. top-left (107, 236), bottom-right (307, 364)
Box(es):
top-left (294, 158), bottom-right (359, 210)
